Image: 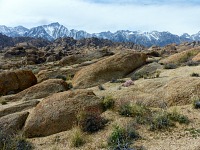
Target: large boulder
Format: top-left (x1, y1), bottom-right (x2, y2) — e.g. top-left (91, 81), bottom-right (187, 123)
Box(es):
top-left (23, 89), bottom-right (103, 137)
top-left (4, 79), bottom-right (69, 101)
top-left (0, 70), bottom-right (37, 95)
top-left (0, 111), bottom-right (29, 135)
top-left (72, 51), bottom-right (147, 88)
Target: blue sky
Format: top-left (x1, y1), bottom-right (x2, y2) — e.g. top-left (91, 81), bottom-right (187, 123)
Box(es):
top-left (0, 0), bottom-right (200, 35)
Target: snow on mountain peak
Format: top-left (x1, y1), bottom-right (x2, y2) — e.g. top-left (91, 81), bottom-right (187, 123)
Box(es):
top-left (0, 22), bottom-right (199, 47)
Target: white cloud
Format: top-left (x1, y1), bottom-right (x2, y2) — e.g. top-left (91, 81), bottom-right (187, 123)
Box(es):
top-left (0, 0), bottom-right (200, 35)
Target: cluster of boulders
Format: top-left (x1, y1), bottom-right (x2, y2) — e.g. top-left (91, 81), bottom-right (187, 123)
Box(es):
top-left (1, 46), bottom-right (200, 142)
top-left (0, 51), bottom-right (147, 139)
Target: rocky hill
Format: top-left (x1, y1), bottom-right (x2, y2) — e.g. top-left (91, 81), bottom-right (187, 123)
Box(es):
top-left (1, 22), bottom-right (200, 47)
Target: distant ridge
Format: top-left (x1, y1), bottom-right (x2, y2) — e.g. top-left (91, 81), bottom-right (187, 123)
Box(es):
top-left (0, 22), bottom-right (200, 47)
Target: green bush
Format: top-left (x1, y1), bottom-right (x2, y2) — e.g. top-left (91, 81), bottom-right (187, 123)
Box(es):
top-left (185, 60), bottom-right (199, 66)
top-left (131, 72), bottom-right (149, 80)
top-left (0, 100), bottom-right (7, 105)
top-left (102, 96), bottom-right (115, 111)
top-left (119, 103), bottom-right (151, 123)
top-left (118, 102), bottom-right (133, 117)
top-left (77, 111), bottom-right (106, 133)
top-left (149, 110), bottom-right (189, 131)
top-left (70, 128), bottom-right (85, 147)
top-left (107, 125), bottom-right (140, 149)
top-left (150, 112), bottom-right (174, 131)
top-left (55, 75), bottom-right (67, 81)
top-left (168, 109), bottom-right (190, 124)
top-left (131, 103), bottom-right (151, 124)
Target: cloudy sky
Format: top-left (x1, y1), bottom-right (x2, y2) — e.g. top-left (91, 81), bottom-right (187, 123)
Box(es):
top-left (0, 0), bottom-right (200, 35)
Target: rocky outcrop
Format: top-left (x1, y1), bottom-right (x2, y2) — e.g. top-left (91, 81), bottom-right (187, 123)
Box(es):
top-left (23, 89), bottom-right (103, 137)
top-left (0, 100), bottom-right (39, 118)
top-left (0, 111), bottom-right (29, 135)
top-left (72, 50), bottom-right (147, 88)
top-left (4, 79), bottom-right (69, 101)
top-left (128, 62), bottom-right (163, 79)
top-left (0, 70), bottom-right (37, 95)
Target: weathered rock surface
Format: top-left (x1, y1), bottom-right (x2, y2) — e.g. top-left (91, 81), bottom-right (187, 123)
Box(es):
top-left (23, 89), bottom-right (103, 137)
top-left (72, 51), bottom-right (147, 88)
top-left (192, 52), bottom-right (200, 62)
top-left (0, 70), bottom-right (37, 95)
top-left (4, 79), bottom-right (69, 101)
top-left (36, 68), bottom-right (79, 83)
top-left (0, 100), bottom-right (39, 118)
top-left (128, 62), bottom-right (163, 78)
top-left (0, 111), bottom-right (29, 135)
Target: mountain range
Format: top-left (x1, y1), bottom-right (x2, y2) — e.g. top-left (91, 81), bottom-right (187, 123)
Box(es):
top-left (0, 22), bottom-right (200, 47)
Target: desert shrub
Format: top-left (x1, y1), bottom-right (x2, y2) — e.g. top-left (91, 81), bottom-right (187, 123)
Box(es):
top-left (15, 137), bottom-right (33, 150)
top-left (0, 99), bottom-right (7, 105)
top-left (185, 60), bottom-right (199, 66)
top-left (150, 111), bottom-right (174, 131)
top-left (132, 104), bottom-right (151, 124)
top-left (110, 78), bottom-right (125, 83)
top-left (168, 109), bottom-right (190, 124)
top-left (55, 75), bottom-right (66, 81)
top-left (155, 70), bottom-right (161, 78)
top-left (118, 102), bottom-right (133, 117)
top-left (66, 74), bottom-right (74, 81)
top-left (0, 131), bottom-right (13, 150)
top-left (102, 96), bottom-right (115, 111)
top-left (77, 111), bottom-right (106, 133)
top-left (131, 72), bottom-right (148, 80)
top-left (149, 109), bottom-right (190, 131)
top-left (119, 102), bottom-right (151, 122)
top-left (190, 73), bottom-right (199, 77)
top-left (192, 96), bottom-right (200, 109)
top-left (0, 132), bottom-right (33, 150)
top-left (67, 82), bottom-right (73, 89)
top-left (98, 85), bottom-right (105, 90)
top-left (107, 125), bottom-right (140, 150)
top-left (185, 128), bottom-right (200, 138)
top-left (164, 63), bottom-right (177, 69)
top-left (70, 128), bottom-right (85, 147)
top-left (131, 103), bottom-right (150, 117)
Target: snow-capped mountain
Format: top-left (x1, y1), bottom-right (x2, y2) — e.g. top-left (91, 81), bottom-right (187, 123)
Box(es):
top-left (0, 22), bottom-right (200, 47)
top-left (0, 25), bottom-right (29, 37)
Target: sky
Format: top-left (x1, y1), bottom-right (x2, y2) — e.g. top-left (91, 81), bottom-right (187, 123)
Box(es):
top-left (0, 0), bottom-right (200, 35)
